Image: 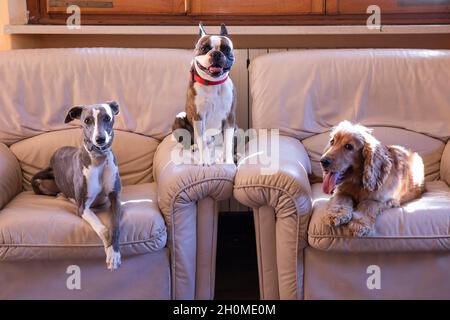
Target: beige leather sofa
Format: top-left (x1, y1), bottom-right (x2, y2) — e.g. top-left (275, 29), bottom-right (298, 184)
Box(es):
top-left (0, 48), bottom-right (236, 299)
top-left (234, 49), bottom-right (450, 299)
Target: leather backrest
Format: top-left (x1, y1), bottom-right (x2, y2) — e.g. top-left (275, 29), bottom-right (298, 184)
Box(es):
top-left (250, 49), bottom-right (450, 141)
top-left (0, 48), bottom-right (192, 146)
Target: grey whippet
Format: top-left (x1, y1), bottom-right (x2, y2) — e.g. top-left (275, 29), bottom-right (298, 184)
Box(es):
top-left (32, 102), bottom-right (122, 270)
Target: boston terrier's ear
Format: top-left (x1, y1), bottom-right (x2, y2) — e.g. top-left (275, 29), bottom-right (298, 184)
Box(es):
top-left (220, 23), bottom-right (228, 37)
top-left (108, 101), bottom-right (120, 115)
top-left (199, 21), bottom-right (207, 37)
top-left (65, 106), bottom-right (84, 123)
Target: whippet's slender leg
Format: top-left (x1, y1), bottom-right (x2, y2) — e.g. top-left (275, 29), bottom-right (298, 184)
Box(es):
top-left (80, 203), bottom-right (111, 249)
top-left (105, 190), bottom-right (122, 270)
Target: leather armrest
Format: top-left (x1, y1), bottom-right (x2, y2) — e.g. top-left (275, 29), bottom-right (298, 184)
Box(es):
top-left (0, 143), bottom-right (22, 210)
top-left (234, 133), bottom-right (312, 217)
top-left (441, 140), bottom-right (450, 186)
top-left (153, 135), bottom-right (236, 220)
top-left (153, 134), bottom-right (236, 299)
top-left (234, 133), bottom-right (313, 300)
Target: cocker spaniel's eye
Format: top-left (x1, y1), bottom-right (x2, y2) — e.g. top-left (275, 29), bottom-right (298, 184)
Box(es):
top-left (344, 143), bottom-right (354, 151)
top-left (330, 139), bottom-right (335, 146)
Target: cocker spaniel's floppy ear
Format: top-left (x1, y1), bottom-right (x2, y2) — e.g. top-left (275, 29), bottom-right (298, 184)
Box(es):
top-left (362, 134), bottom-right (392, 192)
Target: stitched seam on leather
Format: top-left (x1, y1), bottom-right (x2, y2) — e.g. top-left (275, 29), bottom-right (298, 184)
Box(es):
top-left (169, 176), bottom-right (234, 300)
top-left (0, 229), bottom-right (166, 248)
top-left (236, 184), bottom-right (309, 299)
top-left (210, 201), bottom-right (218, 299)
top-left (170, 209), bottom-right (176, 300)
top-left (295, 209), bottom-right (300, 300)
top-left (308, 234), bottom-right (450, 240)
top-left (255, 209), bottom-right (265, 300)
top-left (234, 184), bottom-right (309, 217)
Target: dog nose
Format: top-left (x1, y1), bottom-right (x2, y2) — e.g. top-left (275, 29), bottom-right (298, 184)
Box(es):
top-left (211, 51), bottom-right (223, 59)
top-left (320, 157), bottom-right (332, 169)
top-left (96, 136), bottom-right (106, 145)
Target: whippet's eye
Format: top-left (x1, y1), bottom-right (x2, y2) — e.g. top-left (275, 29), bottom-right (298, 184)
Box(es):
top-left (345, 143), bottom-right (354, 151)
top-left (84, 118), bottom-right (92, 125)
top-left (104, 115), bottom-right (111, 122)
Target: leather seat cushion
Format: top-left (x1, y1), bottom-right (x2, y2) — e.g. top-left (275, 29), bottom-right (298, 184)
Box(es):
top-left (308, 181), bottom-right (450, 253)
top-left (10, 128), bottom-right (158, 189)
top-left (0, 183), bottom-right (167, 261)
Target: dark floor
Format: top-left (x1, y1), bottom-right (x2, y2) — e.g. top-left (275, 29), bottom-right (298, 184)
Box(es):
top-left (214, 212), bottom-right (259, 300)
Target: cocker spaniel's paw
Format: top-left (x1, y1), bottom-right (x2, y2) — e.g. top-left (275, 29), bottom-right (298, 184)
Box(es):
top-left (385, 199), bottom-right (401, 208)
top-left (323, 204), bottom-right (353, 227)
top-left (347, 218), bottom-right (373, 237)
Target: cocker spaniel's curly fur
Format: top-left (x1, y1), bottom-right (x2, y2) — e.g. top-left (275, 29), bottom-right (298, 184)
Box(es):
top-left (320, 121), bottom-right (425, 236)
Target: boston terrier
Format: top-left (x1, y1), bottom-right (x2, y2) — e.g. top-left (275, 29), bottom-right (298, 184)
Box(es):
top-left (32, 102), bottom-right (122, 270)
top-left (173, 22), bottom-right (236, 166)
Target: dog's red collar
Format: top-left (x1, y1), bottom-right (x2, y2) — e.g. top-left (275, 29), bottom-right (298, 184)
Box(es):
top-left (192, 69), bottom-right (228, 86)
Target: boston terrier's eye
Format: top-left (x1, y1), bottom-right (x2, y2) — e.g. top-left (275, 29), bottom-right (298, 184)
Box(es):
top-left (221, 45), bottom-right (230, 54)
top-left (103, 115), bottom-right (111, 122)
top-left (201, 44), bottom-right (211, 53)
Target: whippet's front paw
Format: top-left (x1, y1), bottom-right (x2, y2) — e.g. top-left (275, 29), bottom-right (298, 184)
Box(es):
top-left (105, 246), bottom-right (121, 271)
top-left (323, 204), bottom-right (353, 227)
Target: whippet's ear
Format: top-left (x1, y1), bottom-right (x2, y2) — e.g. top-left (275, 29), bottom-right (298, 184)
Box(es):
top-left (220, 23), bottom-right (228, 37)
top-left (199, 22), bottom-right (207, 37)
top-left (64, 106), bottom-right (83, 123)
top-left (108, 101), bottom-right (120, 115)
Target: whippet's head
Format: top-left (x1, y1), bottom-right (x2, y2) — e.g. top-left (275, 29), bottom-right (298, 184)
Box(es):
top-left (65, 101), bottom-right (120, 152)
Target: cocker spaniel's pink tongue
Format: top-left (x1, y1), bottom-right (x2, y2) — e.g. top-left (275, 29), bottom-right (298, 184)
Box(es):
top-left (323, 172), bottom-right (337, 195)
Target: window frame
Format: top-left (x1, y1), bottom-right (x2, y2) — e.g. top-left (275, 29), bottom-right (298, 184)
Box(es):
top-left (26, 0), bottom-right (450, 25)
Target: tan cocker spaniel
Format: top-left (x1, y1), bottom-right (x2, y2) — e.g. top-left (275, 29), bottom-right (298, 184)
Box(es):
top-left (320, 121), bottom-right (425, 236)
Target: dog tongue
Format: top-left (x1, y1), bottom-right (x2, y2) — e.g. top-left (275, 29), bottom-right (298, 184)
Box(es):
top-left (209, 66), bottom-right (223, 73)
top-left (322, 172), bottom-right (338, 195)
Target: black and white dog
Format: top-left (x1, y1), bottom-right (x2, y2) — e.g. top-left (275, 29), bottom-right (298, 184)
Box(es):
top-left (173, 22), bottom-right (236, 165)
top-left (32, 102), bottom-right (122, 270)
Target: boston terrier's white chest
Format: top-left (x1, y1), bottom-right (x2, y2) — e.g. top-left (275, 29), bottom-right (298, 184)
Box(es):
top-left (194, 79), bottom-right (234, 131)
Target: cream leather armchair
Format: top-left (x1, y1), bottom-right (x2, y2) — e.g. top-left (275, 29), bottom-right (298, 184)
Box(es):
top-left (0, 48), bottom-right (235, 300)
top-left (235, 49), bottom-right (450, 300)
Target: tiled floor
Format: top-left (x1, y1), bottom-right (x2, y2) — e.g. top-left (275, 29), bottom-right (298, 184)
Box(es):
top-left (214, 212), bottom-right (259, 300)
